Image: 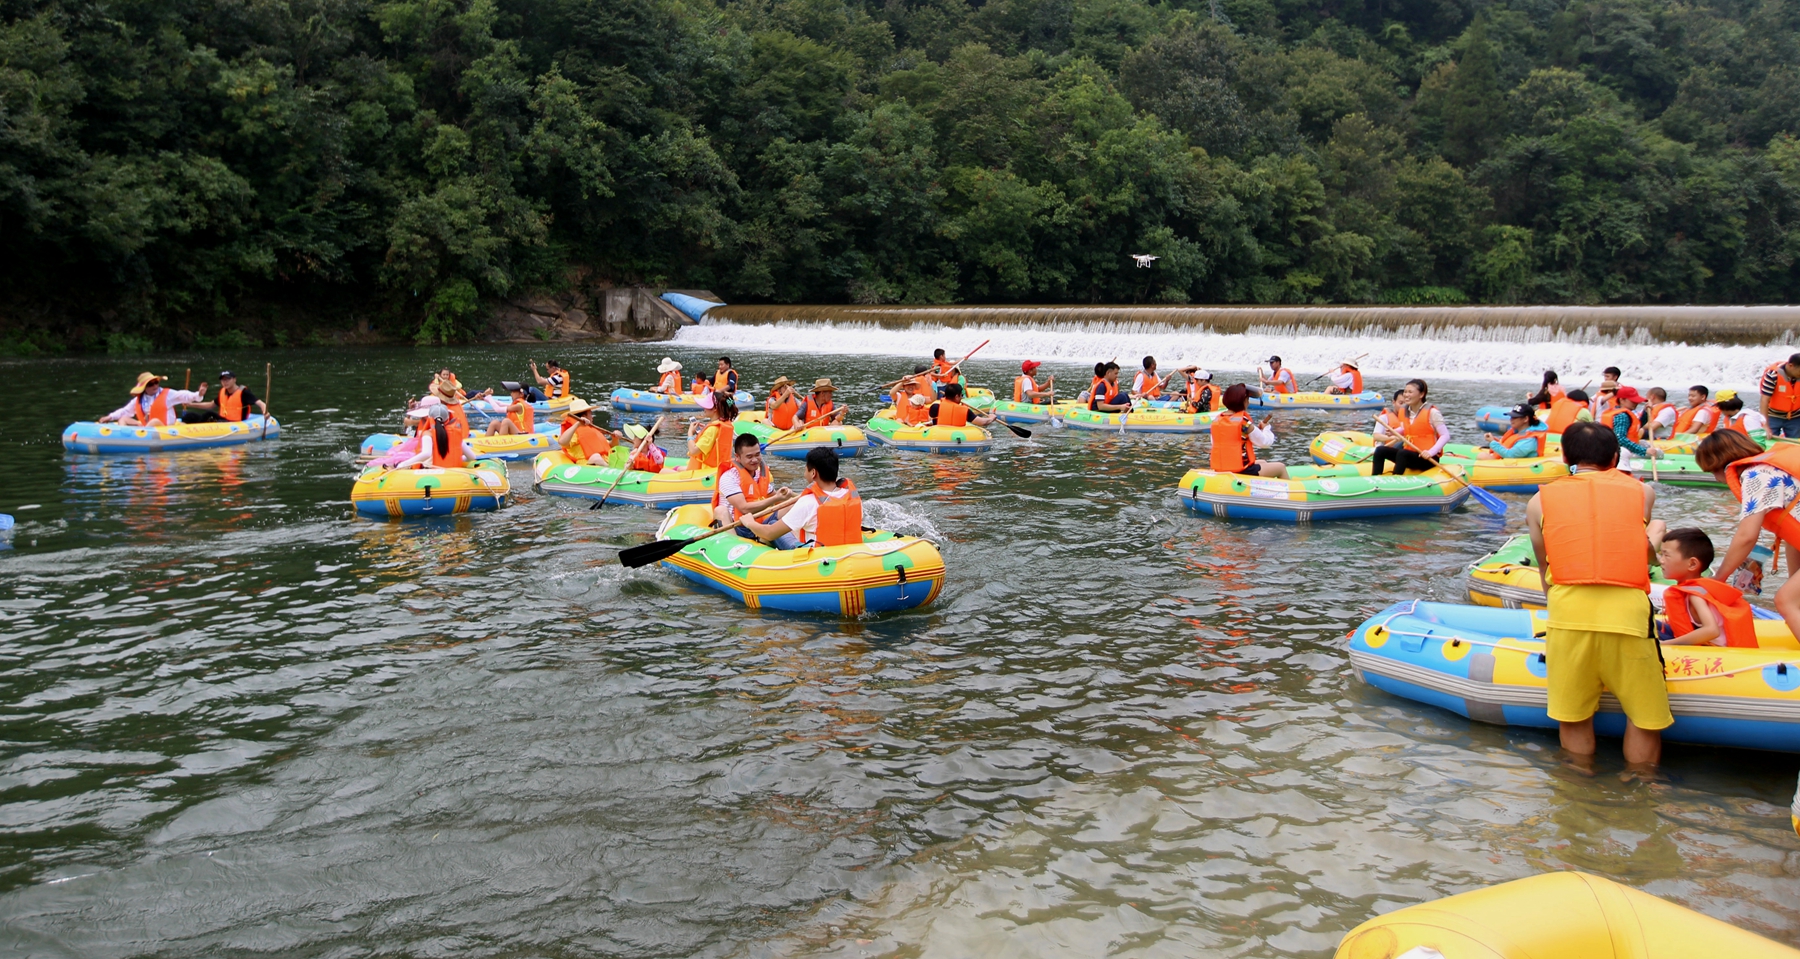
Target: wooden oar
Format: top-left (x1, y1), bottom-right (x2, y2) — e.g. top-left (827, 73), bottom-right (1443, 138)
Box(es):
top-left (619, 496), bottom-right (800, 569)
top-left (1397, 433), bottom-right (1507, 515)
top-left (589, 416), bottom-right (664, 510)
top-left (761, 409), bottom-right (838, 451)
top-left (261, 363), bottom-right (272, 439)
top-left (877, 339), bottom-right (995, 393)
top-left (1304, 352), bottom-right (1369, 389)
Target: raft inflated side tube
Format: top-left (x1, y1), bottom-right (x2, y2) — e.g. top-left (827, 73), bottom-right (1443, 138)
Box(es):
top-left (1335, 871), bottom-right (1800, 959)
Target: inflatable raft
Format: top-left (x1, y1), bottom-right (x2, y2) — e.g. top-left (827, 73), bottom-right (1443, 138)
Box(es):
top-left (1060, 406), bottom-right (1216, 433)
top-left (359, 422), bottom-right (561, 462)
top-left (532, 450), bottom-right (714, 507)
top-left (651, 503), bottom-right (945, 614)
top-left (609, 387), bottom-right (754, 414)
top-left (1465, 532), bottom-right (1772, 611)
top-left (1249, 390), bottom-right (1385, 410)
top-left (464, 394), bottom-right (579, 420)
top-left (985, 399), bottom-right (1078, 424)
top-left (1335, 871), bottom-right (1800, 959)
top-left (1311, 430), bottom-right (1569, 493)
top-left (866, 410), bottom-right (994, 453)
top-left (351, 459), bottom-right (509, 518)
top-left (1177, 464), bottom-right (1471, 522)
top-left (1349, 600), bottom-right (1800, 752)
top-left (63, 416), bottom-right (281, 454)
top-left (734, 412), bottom-right (869, 459)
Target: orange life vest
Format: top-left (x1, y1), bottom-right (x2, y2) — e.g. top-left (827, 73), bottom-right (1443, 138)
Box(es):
top-left (1546, 396), bottom-right (1584, 434)
top-left (428, 422), bottom-right (465, 468)
top-left (711, 464), bottom-right (770, 521)
top-left (216, 386), bottom-right (245, 422)
top-left (1724, 445), bottom-right (1800, 549)
top-left (508, 402), bottom-right (533, 433)
top-left (1766, 362), bottom-right (1800, 416)
top-left (1014, 374), bottom-right (1037, 403)
top-left (1539, 469), bottom-right (1651, 590)
top-left (1600, 405), bottom-right (1640, 443)
top-left (713, 369), bottom-right (734, 393)
top-left (936, 399), bottom-right (970, 427)
top-left (1209, 410), bottom-right (1256, 472)
top-left (1269, 368), bottom-right (1297, 394)
top-left (629, 444), bottom-right (665, 473)
top-left (1673, 402), bottom-right (1716, 436)
top-left (1134, 371), bottom-right (1162, 398)
top-left (1381, 403), bottom-right (1439, 452)
top-left (696, 420), bottom-right (733, 471)
top-left (135, 390), bottom-right (171, 426)
top-left (1726, 413), bottom-right (1753, 435)
top-left (548, 370), bottom-right (571, 400)
top-left (1644, 402), bottom-right (1675, 437)
top-left (767, 391), bottom-right (798, 430)
top-left (447, 401), bottom-right (470, 438)
top-left (690, 376), bottom-right (711, 395)
top-left (1089, 378), bottom-right (1121, 410)
top-left (1663, 578), bottom-right (1759, 648)
top-left (895, 382), bottom-right (930, 426)
top-left (1495, 427), bottom-right (1541, 449)
top-left (1342, 367), bottom-right (1364, 393)
top-left (656, 370), bottom-right (682, 392)
top-left (804, 479), bottom-right (863, 547)
top-left (932, 358), bottom-right (957, 385)
top-left (803, 396), bottom-right (834, 422)
top-left (572, 422), bottom-right (612, 462)
top-left (1187, 380), bottom-right (1221, 412)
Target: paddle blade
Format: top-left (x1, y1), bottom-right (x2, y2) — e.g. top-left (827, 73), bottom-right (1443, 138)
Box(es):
top-left (1468, 484), bottom-right (1509, 515)
top-left (1004, 421), bottom-right (1032, 438)
top-left (619, 534), bottom-right (701, 568)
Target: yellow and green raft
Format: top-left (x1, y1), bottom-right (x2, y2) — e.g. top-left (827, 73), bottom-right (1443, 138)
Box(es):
top-left (651, 503), bottom-right (945, 614)
top-left (1061, 405), bottom-right (1216, 433)
top-left (734, 411), bottom-right (869, 459)
top-left (1178, 463), bottom-right (1471, 522)
top-left (866, 408), bottom-right (994, 453)
top-left (532, 449), bottom-right (715, 508)
top-left (1311, 430), bottom-right (1570, 493)
top-left (351, 459), bottom-right (509, 518)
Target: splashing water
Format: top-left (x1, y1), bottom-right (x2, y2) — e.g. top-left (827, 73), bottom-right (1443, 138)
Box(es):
top-left (862, 497), bottom-right (945, 542)
top-left (677, 319), bottom-right (1792, 390)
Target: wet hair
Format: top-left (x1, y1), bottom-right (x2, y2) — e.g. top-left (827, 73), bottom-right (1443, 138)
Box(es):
top-left (1566, 389), bottom-right (1590, 404)
top-left (1142, 355), bottom-right (1156, 370)
top-left (732, 432), bottom-right (759, 454)
top-left (934, 348), bottom-right (946, 359)
top-left (1223, 383), bottom-right (1250, 412)
top-left (1718, 395), bottom-right (1745, 413)
top-left (1603, 366), bottom-right (1622, 378)
top-left (1695, 429), bottom-right (1764, 472)
top-left (805, 446), bottom-right (841, 483)
top-left (1405, 378), bottom-right (1429, 399)
top-left (1663, 527), bottom-right (1716, 571)
top-left (1560, 421), bottom-right (1619, 468)
top-left (943, 382), bottom-right (965, 401)
top-left (1541, 371), bottom-right (1559, 387)
top-left (1689, 385), bottom-right (1710, 399)
top-left (1649, 387), bottom-right (1667, 402)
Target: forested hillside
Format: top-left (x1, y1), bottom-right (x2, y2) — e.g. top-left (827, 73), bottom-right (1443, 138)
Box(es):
top-left (3, 0), bottom-right (1799, 349)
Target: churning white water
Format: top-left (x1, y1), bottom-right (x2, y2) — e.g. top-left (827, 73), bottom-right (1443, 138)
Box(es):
top-left (674, 319), bottom-right (1792, 391)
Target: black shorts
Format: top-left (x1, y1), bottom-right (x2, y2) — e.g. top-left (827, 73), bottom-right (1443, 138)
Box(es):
top-left (1236, 463), bottom-right (1262, 476)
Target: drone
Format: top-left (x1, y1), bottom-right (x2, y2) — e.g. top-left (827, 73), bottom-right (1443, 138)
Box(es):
top-left (1130, 254), bottom-right (1159, 268)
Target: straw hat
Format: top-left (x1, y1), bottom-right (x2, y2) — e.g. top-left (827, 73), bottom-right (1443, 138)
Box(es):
top-left (435, 372), bottom-right (462, 390)
top-left (657, 357), bottom-right (682, 373)
top-left (771, 375), bottom-right (794, 390)
top-left (908, 394), bottom-right (928, 407)
top-left (1341, 357), bottom-right (1360, 369)
top-left (567, 398), bottom-right (594, 415)
top-left (130, 372), bottom-right (163, 395)
top-left (812, 378), bottom-right (836, 392)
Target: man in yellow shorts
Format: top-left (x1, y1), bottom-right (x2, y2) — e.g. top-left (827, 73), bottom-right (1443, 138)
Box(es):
top-left (1526, 420), bottom-right (1671, 767)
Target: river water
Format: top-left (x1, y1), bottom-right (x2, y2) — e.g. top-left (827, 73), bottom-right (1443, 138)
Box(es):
top-left (1, 334), bottom-right (1797, 957)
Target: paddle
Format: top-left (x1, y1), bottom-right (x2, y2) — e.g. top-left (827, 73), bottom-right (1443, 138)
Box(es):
top-left (619, 496), bottom-right (801, 569)
top-left (877, 339), bottom-right (994, 394)
top-left (761, 409), bottom-right (838, 451)
top-left (1395, 431), bottom-right (1508, 515)
top-left (992, 416), bottom-right (1031, 438)
top-left (589, 416), bottom-right (665, 510)
top-left (1303, 352), bottom-right (1369, 389)
top-left (261, 363), bottom-right (272, 439)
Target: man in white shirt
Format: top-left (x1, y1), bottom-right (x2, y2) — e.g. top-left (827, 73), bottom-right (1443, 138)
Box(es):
top-left (716, 433), bottom-right (795, 542)
top-left (742, 448), bottom-right (858, 548)
top-left (99, 373), bottom-right (208, 425)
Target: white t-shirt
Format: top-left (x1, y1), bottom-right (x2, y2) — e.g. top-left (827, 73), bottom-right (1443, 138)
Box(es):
top-left (1329, 370), bottom-right (1356, 390)
top-left (1739, 410), bottom-right (1769, 432)
top-left (716, 465), bottom-right (766, 505)
top-left (782, 486), bottom-right (851, 541)
top-left (1132, 371), bottom-right (1158, 394)
top-left (1653, 405), bottom-right (1678, 429)
top-left (1248, 423), bottom-right (1275, 447)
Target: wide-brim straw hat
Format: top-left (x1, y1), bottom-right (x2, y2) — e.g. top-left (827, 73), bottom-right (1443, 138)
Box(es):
top-left (1341, 357), bottom-right (1360, 369)
top-left (908, 395), bottom-right (928, 407)
top-left (567, 398), bottom-right (594, 415)
top-left (437, 374), bottom-right (462, 390)
top-left (813, 378), bottom-right (836, 392)
top-left (771, 375), bottom-right (794, 390)
top-left (657, 357), bottom-right (682, 373)
top-left (130, 372), bottom-right (163, 395)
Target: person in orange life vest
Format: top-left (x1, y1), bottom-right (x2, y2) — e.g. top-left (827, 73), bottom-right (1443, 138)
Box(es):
top-left (714, 432), bottom-right (797, 540)
top-left (1543, 388), bottom-right (1593, 434)
top-left (1588, 366), bottom-right (1623, 415)
top-left (485, 382), bottom-right (535, 435)
top-left (1640, 387), bottom-right (1679, 440)
top-left (686, 390), bottom-right (737, 471)
top-left (428, 368), bottom-right (466, 407)
top-left (530, 359), bottom-right (572, 401)
top-left (1671, 385), bottom-right (1717, 436)
top-left (394, 405), bottom-right (480, 469)
top-left (1088, 362), bottom-right (1133, 413)
top-left (1209, 383), bottom-right (1286, 477)
top-left (1695, 429), bottom-right (1800, 639)
top-left (930, 383), bottom-right (997, 427)
top-left (1179, 367), bottom-right (1222, 413)
top-left (1130, 356), bottom-right (1167, 399)
top-left (1261, 355), bottom-right (1298, 394)
top-left (1325, 357), bottom-right (1363, 394)
top-left (804, 378), bottom-right (847, 424)
top-left (739, 447), bottom-right (862, 549)
top-left (1528, 370), bottom-right (1565, 409)
top-left (893, 367), bottom-right (934, 426)
top-left (558, 398), bottom-right (626, 465)
top-left (180, 370), bottom-right (264, 424)
top-left (1014, 360), bottom-right (1054, 404)
top-left (765, 376), bottom-right (800, 430)
top-left (713, 356), bottom-right (738, 395)
top-left (929, 348), bottom-right (961, 395)
top-left (1598, 385), bottom-right (1661, 469)
top-left (1654, 527), bottom-right (1760, 648)
top-left (1478, 404), bottom-right (1548, 459)
top-left (100, 373), bottom-right (208, 426)
top-left (1525, 420), bottom-right (1670, 765)
top-left (1714, 392), bottom-right (1766, 434)
top-left (689, 371), bottom-right (713, 396)
top-left (1759, 352), bottom-right (1800, 439)
top-left (652, 357), bottom-right (684, 394)
top-left (1369, 379), bottom-right (1448, 475)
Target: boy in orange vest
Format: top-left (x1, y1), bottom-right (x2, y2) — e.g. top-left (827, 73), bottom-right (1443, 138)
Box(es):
top-left (1655, 527), bottom-right (1760, 647)
top-left (1526, 421), bottom-right (1671, 767)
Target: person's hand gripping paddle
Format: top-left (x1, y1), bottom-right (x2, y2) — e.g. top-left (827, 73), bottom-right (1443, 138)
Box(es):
top-left (618, 496), bottom-right (801, 568)
top-left (588, 416), bottom-right (664, 510)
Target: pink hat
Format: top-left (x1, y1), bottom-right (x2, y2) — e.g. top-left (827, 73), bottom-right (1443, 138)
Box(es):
top-left (1615, 385), bottom-right (1645, 403)
top-left (696, 391), bottom-right (715, 410)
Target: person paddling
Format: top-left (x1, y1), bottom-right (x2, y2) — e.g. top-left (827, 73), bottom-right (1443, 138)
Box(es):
top-left (395, 405), bottom-right (480, 469)
top-left (930, 383), bottom-right (997, 427)
top-left (181, 370), bottom-right (264, 424)
top-left (738, 447), bottom-right (862, 550)
top-left (1369, 379), bottom-right (1447, 475)
top-left (1695, 428), bottom-right (1800, 641)
top-left (100, 373), bottom-right (208, 426)
top-left (1325, 358), bottom-right (1363, 395)
top-left (1014, 360), bottom-right (1055, 404)
top-left (1655, 527), bottom-right (1759, 648)
top-left (713, 433), bottom-right (795, 541)
top-left (1088, 362), bottom-right (1132, 413)
top-left (893, 366), bottom-right (934, 426)
top-left (1525, 420), bottom-right (1670, 768)
top-left (765, 376), bottom-right (800, 430)
top-left (1599, 386), bottom-right (1662, 469)
top-left (1261, 356), bottom-right (1298, 395)
top-left (485, 381), bottom-right (535, 435)
top-left (1181, 367), bottom-right (1221, 413)
top-left (929, 348), bottom-right (960, 395)
top-left (687, 391), bottom-right (737, 472)
top-left (653, 358), bottom-right (684, 394)
top-left (1478, 404), bottom-right (1547, 459)
top-left (1131, 356), bottom-right (1166, 400)
top-left (1641, 387), bottom-right (1677, 440)
top-left (531, 360), bottom-right (572, 402)
top-left (1209, 384), bottom-right (1286, 478)
top-left (559, 398), bottom-right (626, 465)
top-left (804, 379), bottom-right (846, 424)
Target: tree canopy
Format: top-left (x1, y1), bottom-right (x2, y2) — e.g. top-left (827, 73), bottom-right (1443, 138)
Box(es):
top-left (3, 0), bottom-right (1798, 348)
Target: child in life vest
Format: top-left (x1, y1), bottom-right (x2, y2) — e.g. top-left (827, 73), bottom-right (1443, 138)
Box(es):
top-left (1655, 527), bottom-right (1760, 647)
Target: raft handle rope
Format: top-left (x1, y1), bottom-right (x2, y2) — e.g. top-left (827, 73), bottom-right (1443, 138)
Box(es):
top-left (1368, 621), bottom-right (1800, 683)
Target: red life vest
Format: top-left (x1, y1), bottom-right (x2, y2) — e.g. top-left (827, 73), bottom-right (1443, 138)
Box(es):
top-left (1663, 578), bottom-right (1759, 647)
top-left (217, 386), bottom-right (245, 422)
top-left (805, 480), bottom-right (862, 547)
top-left (1209, 410), bottom-right (1256, 472)
top-left (1539, 470), bottom-right (1651, 590)
top-left (1724, 445), bottom-right (1800, 549)
top-left (936, 400), bottom-right (971, 427)
top-left (1765, 362), bottom-right (1800, 416)
top-left (767, 391), bottom-right (799, 430)
top-left (711, 464), bottom-right (770, 522)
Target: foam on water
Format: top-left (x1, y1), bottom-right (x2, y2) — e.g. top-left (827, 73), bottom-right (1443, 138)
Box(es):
top-left (676, 319), bottom-right (1790, 389)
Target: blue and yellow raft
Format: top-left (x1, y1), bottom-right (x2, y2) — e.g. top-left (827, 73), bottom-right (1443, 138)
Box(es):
top-left (350, 459), bottom-right (510, 518)
top-left (63, 416), bottom-right (281, 453)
